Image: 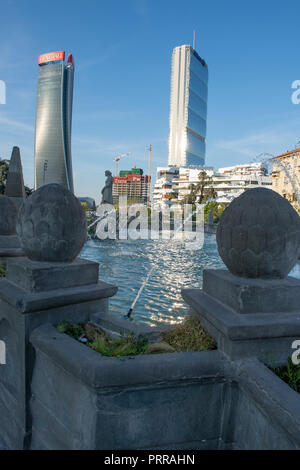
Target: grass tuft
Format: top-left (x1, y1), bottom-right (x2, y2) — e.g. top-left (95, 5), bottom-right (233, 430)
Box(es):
top-left (57, 319), bottom-right (85, 339)
top-left (270, 357), bottom-right (300, 393)
top-left (162, 315), bottom-right (216, 352)
top-left (57, 320), bottom-right (148, 358)
top-left (56, 315), bottom-right (216, 358)
top-left (90, 332), bottom-right (148, 358)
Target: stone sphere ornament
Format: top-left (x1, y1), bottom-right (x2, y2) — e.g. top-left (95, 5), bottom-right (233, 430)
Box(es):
top-left (216, 187), bottom-right (300, 279)
top-left (16, 184), bottom-right (87, 263)
top-left (0, 194), bottom-right (18, 235)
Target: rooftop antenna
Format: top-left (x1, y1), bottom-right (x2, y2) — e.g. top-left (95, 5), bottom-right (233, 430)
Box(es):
top-left (193, 30), bottom-right (196, 50)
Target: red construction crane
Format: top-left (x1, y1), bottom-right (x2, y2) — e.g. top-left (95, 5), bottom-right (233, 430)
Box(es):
top-left (113, 152), bottom-right (131, 176)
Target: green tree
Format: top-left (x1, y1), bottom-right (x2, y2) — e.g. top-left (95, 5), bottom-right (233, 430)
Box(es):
top-left (0, 158), bottom-right (33, 197)
top-left (0, 159), bottom-right (9, 194)
top-left (204, 201), bottom-right (226, 223)
top-left (182, 171), bottom-right (217, 205)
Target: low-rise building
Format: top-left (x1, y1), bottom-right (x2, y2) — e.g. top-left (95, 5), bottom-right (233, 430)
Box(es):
top-left (153, 162), bottom-right (272, 208)
top-left (113, 167), bottom-right (150, 205)
top-left (213, 162), bottom-right (272, 204)
top-left (271, 148), bottom-right (300, 212)
top-left (152, 166), bottom-right (179, 208)
top-left (172, 166), bottom-right (214, 203)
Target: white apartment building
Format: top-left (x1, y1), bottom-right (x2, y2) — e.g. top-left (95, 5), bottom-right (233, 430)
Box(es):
top-left (172, 166), bottom-right (214, 202)
top-left (152, 166), bottom-right (179, 208)
top-left (213, 163), bottom-right (272, 204)
top-left (153, 163), bottom-right (272, 208)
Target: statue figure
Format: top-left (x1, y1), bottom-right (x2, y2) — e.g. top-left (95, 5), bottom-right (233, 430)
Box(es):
top-left (101, 170), bottom-right (113, 205)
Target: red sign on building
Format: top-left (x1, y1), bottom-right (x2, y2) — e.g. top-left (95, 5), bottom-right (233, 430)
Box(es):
top-left (67, 54), bottom-right (75, 71)
top-left (38, 51), bottom-right (65, 65)
top-left (113, 175), bottom-right (142, 183)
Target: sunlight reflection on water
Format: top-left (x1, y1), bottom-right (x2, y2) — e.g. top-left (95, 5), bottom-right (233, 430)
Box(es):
top-left (80, 235), bottom-right (300, 327)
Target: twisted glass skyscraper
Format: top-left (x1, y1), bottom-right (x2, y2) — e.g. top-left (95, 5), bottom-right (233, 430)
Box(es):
top-left (34, 51), bottom-right (74, 192)
top-left (168, 45), bottom-right (208, 167)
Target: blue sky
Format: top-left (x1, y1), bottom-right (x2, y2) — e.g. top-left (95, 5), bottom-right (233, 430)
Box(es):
top-left (1, 0), bottom-right (300, 201)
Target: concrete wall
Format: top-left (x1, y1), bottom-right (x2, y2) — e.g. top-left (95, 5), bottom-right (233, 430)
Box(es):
top-left (229, 359), bottom-right (300, 450)
top-left (27, 324), bottom-right (300, 450)
top-left (30, 325), bottom-right (230, 450)
top-left (0, 302), bottom-right (26, 449)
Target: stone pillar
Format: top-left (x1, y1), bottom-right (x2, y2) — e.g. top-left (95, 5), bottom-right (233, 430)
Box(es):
top-left (0, 184), bottom-right (117, 449)
top-left (182, 187), bottom-right (300, 364)
top-left (0, 194), bottom-right (23, 263)
top-left (5, 146), bottom-right (26, 210)
top-left (0, 146), bottom-right (27, 263)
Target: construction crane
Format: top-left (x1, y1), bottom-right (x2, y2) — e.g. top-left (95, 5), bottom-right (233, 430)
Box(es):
top-left (113, 152), bottom-right (131, 176)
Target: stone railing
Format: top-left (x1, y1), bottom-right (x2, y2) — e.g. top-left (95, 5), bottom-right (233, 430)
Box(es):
top-left (1, 184), bottom-right (300, 449)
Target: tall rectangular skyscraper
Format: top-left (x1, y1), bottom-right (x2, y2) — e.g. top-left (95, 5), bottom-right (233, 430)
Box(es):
top-left (34, 51), bottom-right (75, 192)
top-left (168, 45), bottom-right (208, 167)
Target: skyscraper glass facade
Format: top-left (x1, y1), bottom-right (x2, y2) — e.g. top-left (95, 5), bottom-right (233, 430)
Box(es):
top-left (34, 52), bottom-right (74, 192)
top-left (168, 45), bottom-right (208, 167)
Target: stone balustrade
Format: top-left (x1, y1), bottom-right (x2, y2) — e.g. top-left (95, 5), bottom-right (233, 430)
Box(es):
top-left (0, 184), bottom-right (300, 449)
